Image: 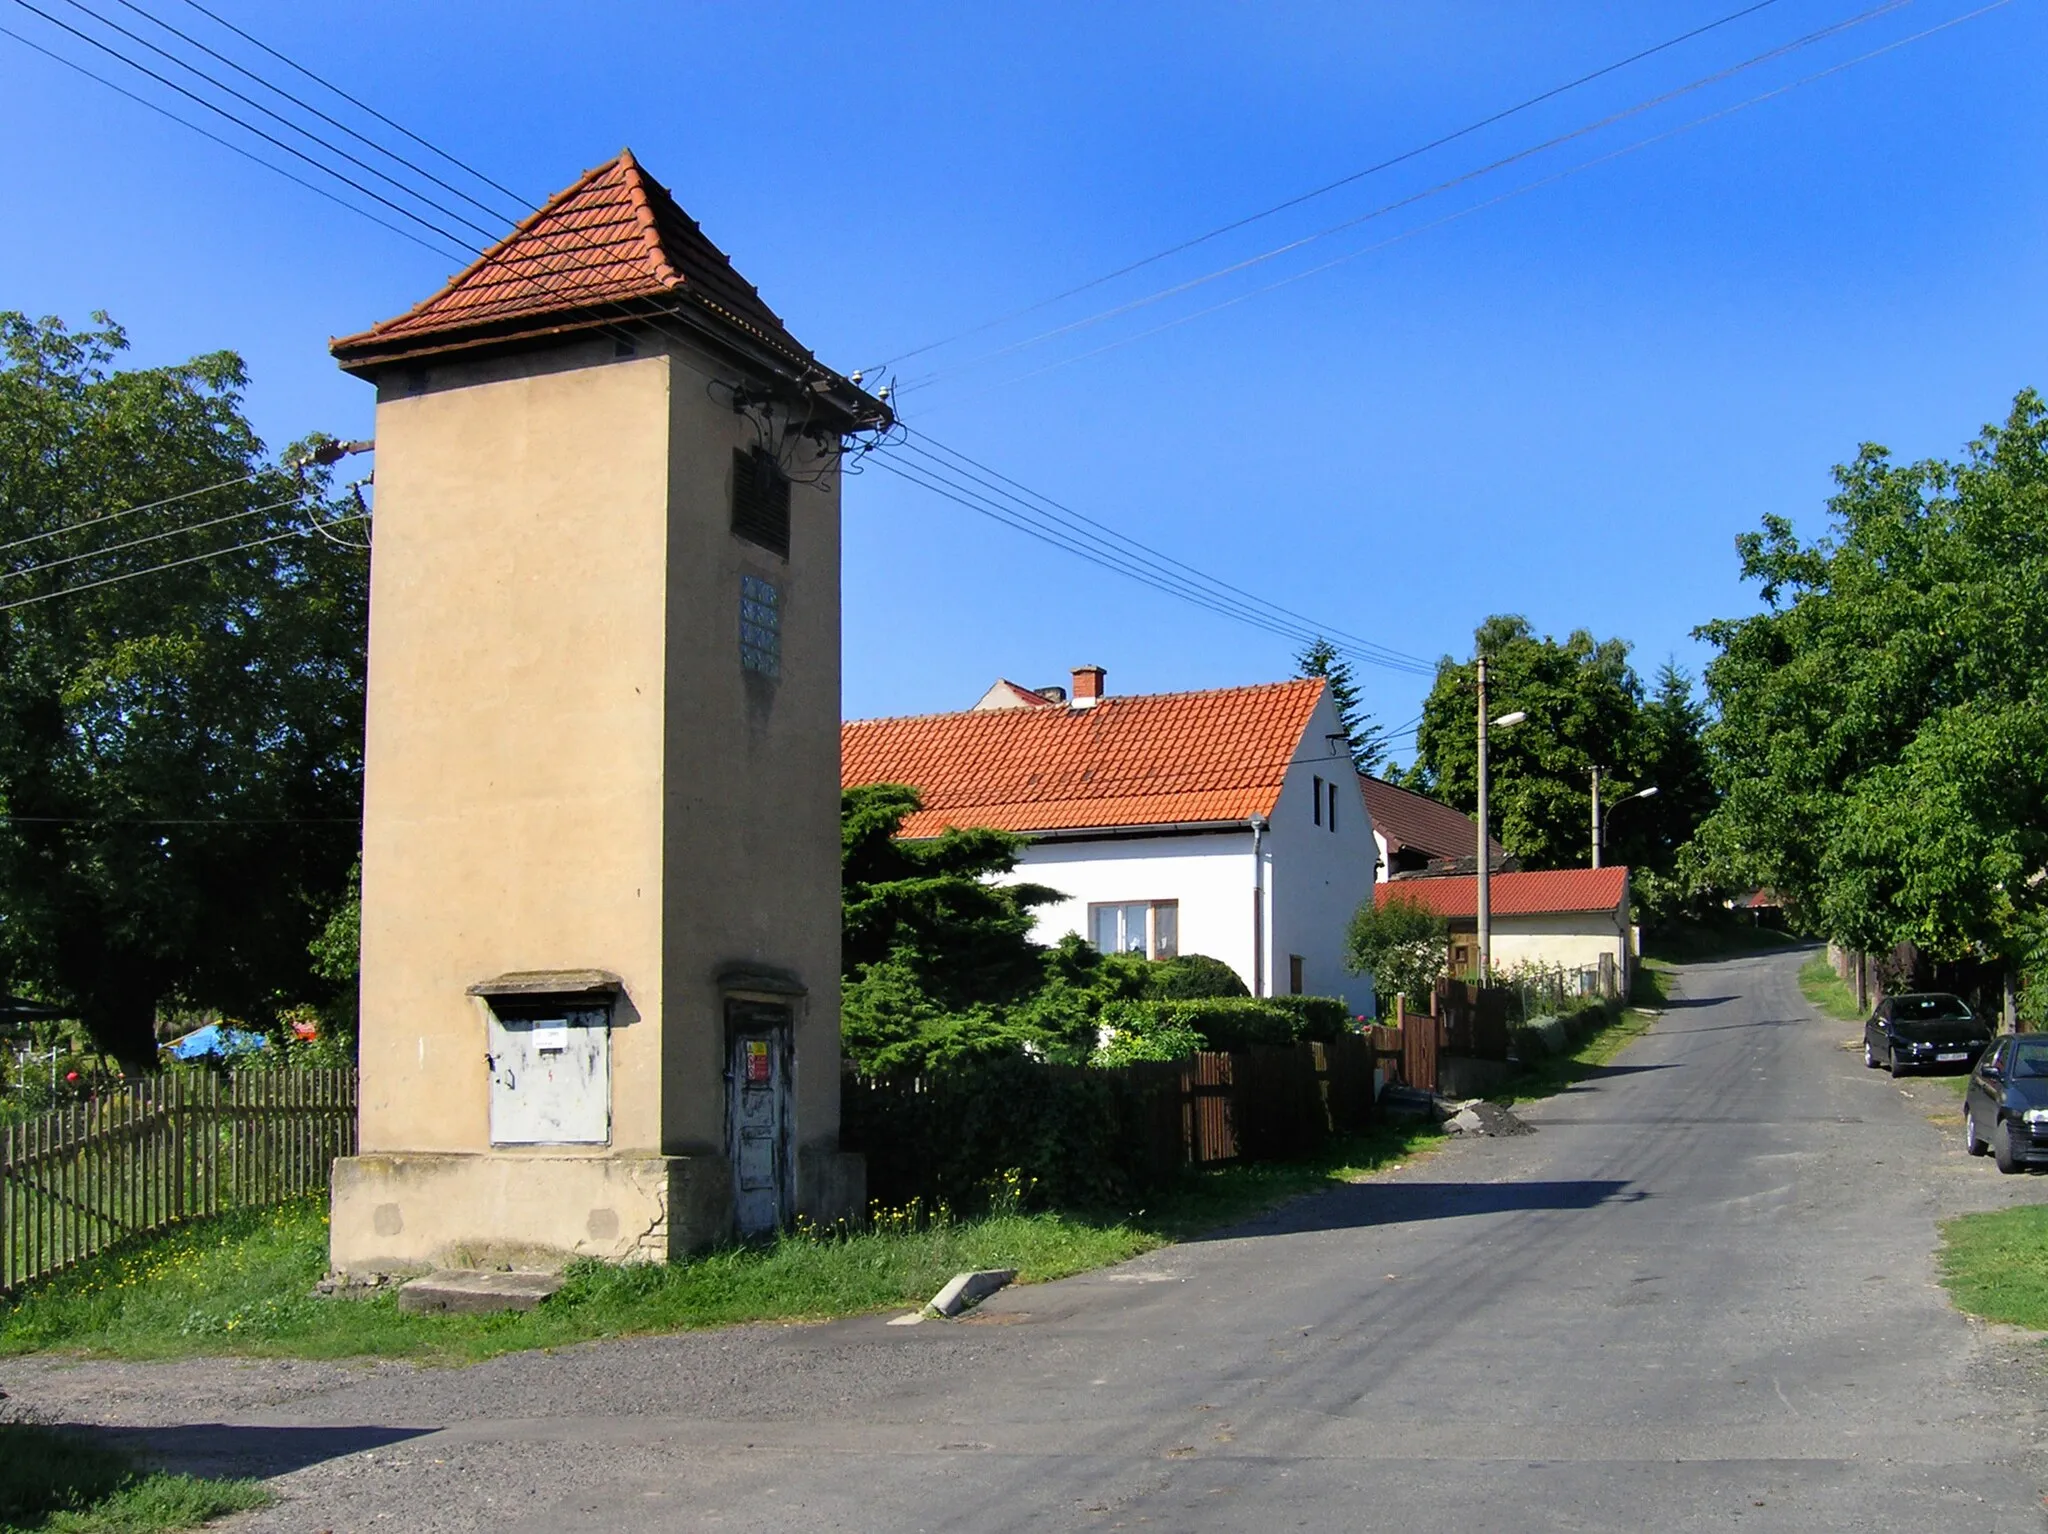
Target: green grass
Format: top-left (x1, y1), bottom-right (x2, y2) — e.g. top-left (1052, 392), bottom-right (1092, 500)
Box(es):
top-left (1936, 1205), bottom-right (2048, 1332)
top-left (1798, 952), bottom-right (1868, 1023)
top-left (0, 1123), bottom-right (1439, 1365)
top-left (0, 1421), bottom-right (266, 1533)
top-left (1491, 963), bottom-right (1669, 1107)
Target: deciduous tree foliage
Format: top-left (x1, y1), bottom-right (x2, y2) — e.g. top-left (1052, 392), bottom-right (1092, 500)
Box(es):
top-left (1404, 617), bottom-right (1715, 877)
top-left (1696, 391), bottom-right (2048, 976)
top-left (0, 314), bottom-right (366, 1068)
top-left (1344, 892), bottom-right (1448, 1013)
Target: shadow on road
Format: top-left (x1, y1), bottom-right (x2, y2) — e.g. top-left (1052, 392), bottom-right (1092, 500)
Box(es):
top-left (1667, 1017), bottom-right (1800, 1035)
top-left (1557, 1061), bottom-right (1680, 1090)
top-left (1656, 994), bottom-right (1736, 1010)
top-left (91, 1422), bottom-right (435, 1479)
top-left (1198, 1179), bottom-right (1642, 1240)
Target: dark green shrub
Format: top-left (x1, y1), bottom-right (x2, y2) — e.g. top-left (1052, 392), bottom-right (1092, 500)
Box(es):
top-left (1144, 954), bottom-right (1249, 1000)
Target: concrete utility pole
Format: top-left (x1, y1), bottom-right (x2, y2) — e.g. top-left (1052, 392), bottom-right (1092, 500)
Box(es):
top-left (1477, 657), bottom-right (1491, 982)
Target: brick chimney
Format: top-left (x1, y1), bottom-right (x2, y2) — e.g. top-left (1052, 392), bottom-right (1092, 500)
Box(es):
top-left (1071, 665), bottom-right (1106, 708)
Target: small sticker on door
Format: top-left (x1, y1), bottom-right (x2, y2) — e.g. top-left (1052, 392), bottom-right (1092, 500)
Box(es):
top-left (745, 1039), bottom-right (771, 1083)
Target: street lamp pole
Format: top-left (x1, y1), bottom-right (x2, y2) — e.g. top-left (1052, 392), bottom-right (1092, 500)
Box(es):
top-left (1591, 766), bottom-right (1603, 869)
top-left (1474, 658), bottom-right (1525, 984)
top-left (1599, 785), bottom-right (1659, 868)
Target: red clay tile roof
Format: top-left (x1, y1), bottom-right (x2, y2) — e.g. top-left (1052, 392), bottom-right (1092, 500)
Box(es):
top-left (332, 149), bottom-right (823, 376)
top-left (1358, 776), bottom-right (1504, 863)
top-left (1375, 867), bottom-right (1629, 919)
top-left (842, 679), bottom-right (1326, 838)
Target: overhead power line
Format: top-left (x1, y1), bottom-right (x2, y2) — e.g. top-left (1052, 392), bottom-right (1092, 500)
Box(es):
top-left (897, 0), bottom-right (1913, 395)
top-left (890, 431), bottom-right (1434, 674)
top-left (0, 465), bottom-right (265, 555)
top-left (0, 511), bottom-right (371, 613)
top-left (867, 0), bottom-right (1788, 375)
top-left (15, 0), bottom-right (1394, 666)
top-left (105, 0), bottom-right (525, 228)
top-left (0, 22), bottom-right (459, 258)
top-left (866, 441), bottom-right (1435, 675)
top-left (49, 0), bottom-right (506, 244)
top-left (175, 0), bottom-right (538, 216)
top-left (950, 0), bottom-right (2015, 401)
top-left (0, 493), bottom-right (309, 583)
top-left (6, 0), bottom-right (2002, 686)
top-left (7, 0), bottom-right (483, 258)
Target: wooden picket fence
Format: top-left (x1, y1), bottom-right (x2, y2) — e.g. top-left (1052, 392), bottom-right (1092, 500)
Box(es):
top-left (1, 1069), bottom-right (356, 1295)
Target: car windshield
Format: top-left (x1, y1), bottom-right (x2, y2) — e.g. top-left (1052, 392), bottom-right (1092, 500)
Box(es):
top-left (1892, 995), bottom-right (1973, 1022)
top-left (2011, 1041), bottom-right (2048, 1078)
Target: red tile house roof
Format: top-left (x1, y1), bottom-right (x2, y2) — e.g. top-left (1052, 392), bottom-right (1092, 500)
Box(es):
top-left (842, 679), bottom-right (1327, 839)
top-left (1375, 867), bottom-right (1629, 920)
top-left (1358, 776), bottom-right (1504, 864)
top-left (331, 150), bottom-right (884, 428)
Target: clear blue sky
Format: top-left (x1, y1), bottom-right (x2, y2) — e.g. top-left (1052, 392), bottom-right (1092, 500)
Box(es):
top-left (2, 0), bottom-right (2040, 764)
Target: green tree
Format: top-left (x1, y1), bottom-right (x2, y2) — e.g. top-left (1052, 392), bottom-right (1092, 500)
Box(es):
top-left (1615, 663), bottom-right (1719, 876)
top-left (1345, 893), bottom-right (1448, 1013)
top-left (1405, 615), bottom-right (1643, 871)
top-left (1294, 637), bottom-right (1389, 775)
top-left (840, 782), bottom-right (1064, 1070)
top-left (1696, 391), bottom-right (2048, 983)
top-left (0, 314), bottom-right (366, 1068)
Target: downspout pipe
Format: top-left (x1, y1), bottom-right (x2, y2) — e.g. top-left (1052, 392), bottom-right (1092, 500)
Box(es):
top-left (1250, 814), bottom-right (1268, 997)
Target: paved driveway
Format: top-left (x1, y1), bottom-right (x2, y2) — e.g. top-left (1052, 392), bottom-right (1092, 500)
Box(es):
top-left (12, 947), bottom-right (2048, 1531)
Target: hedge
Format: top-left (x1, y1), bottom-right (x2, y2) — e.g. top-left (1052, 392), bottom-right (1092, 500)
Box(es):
top-left (1098, 994), bottom-right (1351, 1054)
top-left (840, 1054), bottom-right (1183, 1210)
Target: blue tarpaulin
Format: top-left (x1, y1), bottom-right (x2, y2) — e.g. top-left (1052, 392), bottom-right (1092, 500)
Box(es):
top-left (167, 1024), bottom-right (268, 1060)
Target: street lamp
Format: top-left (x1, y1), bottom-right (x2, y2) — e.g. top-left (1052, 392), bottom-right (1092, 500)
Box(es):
top-left (1474, 654), bottom-right (1525, 984)
top-left (1594, 783), bottom-right (1658, 869)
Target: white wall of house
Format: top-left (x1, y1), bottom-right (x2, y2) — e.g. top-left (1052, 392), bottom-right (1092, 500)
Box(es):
top-left (1262, 691), bottom-right (1377, 1016)
top-left (1487, 908), bottom-right (1631, 976)
top-left (998, 690), bottom-right (1380, 1018)
top-left (1012, 830), bottom-right (1258, 983)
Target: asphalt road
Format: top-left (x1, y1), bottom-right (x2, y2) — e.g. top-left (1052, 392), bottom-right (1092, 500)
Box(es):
top-left (14, 945), bottom-right (2048, 1531)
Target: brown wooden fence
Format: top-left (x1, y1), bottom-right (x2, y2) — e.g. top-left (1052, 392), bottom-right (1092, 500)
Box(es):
top-left (1, 1070), bottom-right (356, 1295)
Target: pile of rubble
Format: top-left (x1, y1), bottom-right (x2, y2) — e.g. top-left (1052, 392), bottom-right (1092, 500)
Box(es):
top-left (1380, 1084), bottom-right (1533, 1137)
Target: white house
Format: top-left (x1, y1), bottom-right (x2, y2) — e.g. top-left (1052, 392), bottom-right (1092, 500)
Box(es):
top-left (842, 668), bottom-right (1379, 1015)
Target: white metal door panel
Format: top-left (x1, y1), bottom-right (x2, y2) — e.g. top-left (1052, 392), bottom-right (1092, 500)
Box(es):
top-left (489, 1007), bottom-right (610, 1145)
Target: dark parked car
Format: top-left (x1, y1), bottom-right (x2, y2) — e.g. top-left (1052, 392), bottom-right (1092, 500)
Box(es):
top-left (1963, 1036), bottom-right (2048, 1173)
top-left (1862, 993), bottom-right (1990, 1077)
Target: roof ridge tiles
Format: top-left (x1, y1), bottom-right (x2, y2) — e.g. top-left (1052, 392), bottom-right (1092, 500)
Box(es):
top-left (843, 676), bottom-right (1322, 729)
top-left (617, 147), bottom-right (683, 289)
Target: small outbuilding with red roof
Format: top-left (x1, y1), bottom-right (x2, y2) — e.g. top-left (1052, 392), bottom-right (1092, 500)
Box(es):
top-left (1376, 866), bottom-right (1634, 992)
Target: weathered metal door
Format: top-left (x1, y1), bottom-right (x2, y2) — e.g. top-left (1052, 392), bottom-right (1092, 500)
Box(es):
top-left (726, 1001), bottom-right (791, 1236)
top-left (487, 1005), bottom-right (611, 1145)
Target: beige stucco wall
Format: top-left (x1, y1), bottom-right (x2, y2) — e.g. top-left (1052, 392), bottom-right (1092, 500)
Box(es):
top-left (657, 356), bottom-right (845, 1159)
top-left (356, 342), bottom-right (672, 1156)
top-left (339, 331), bottom-right (849, 1270)
top-left (1486, 908), bottom-right (1631, 975)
